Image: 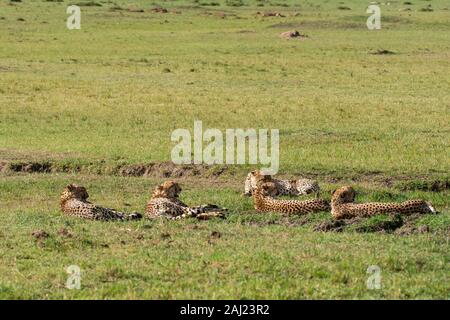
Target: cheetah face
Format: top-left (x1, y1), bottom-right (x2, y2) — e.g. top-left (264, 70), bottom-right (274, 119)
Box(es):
top-left (61, 184), bottom-right (89, 201)
top-left (260, 182), bottom-right (278, 197)
top-left (331, 186), bottom-right (356, 203)
top-left (162, 181), bottom-right (182, 198)
top-left (152, 181), bottom-right (182, 199)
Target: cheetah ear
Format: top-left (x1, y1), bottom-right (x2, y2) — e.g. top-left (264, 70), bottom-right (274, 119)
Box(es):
top-left (331, 189), bottom-right (337, 196)
top-left (66, 183), bottom-right (76, 190)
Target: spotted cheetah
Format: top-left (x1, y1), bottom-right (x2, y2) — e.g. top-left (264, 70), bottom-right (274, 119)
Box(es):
top-left (60, 184), bottom-right (142, 221)
top-left (244, 170), bottom-right (320, 197)
top-left (145, 181), bottom-right (226, 220)
top-left (252, 177), bottom-right (330, 214)
top-left (331, 186), bottom-right (436, 220)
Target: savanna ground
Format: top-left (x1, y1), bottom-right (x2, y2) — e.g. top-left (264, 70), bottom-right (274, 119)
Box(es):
top-left (0, 0), bottom-right (449, 299)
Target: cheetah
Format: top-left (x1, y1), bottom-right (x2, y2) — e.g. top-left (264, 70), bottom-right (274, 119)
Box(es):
top-left (331, 186), bottom-right (436, 220)
top-left (60, 184), bottom-right (142, 221)
top-left (145, 181), bottom-right (226, 220)
top-left (252, 177), bottom-right (330, 214)
top-left (244, 170), bottom-right (320, 197)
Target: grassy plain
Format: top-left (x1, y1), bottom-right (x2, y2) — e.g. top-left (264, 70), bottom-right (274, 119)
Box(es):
top-left (0, 0), bottom-right (449, 299)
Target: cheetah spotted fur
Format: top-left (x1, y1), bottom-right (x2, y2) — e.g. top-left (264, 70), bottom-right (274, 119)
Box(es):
top-left (244, 170), bottom-right (320, 197)
top-left (60, 184), bottom-right (142, 221)
top-left (145, 181), bottom-right (226, 220)
top-left (331, 186), bottom-right (436, 220)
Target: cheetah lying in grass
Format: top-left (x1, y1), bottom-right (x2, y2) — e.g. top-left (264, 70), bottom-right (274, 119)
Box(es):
top-left (60, 184), bottom-right (142, 221)
top-left (145, 181), bottom-right (227, 220)
top-left (252, 177), bottom-right (330, 214)
top-left (244, 170), bottom-right (320, 197)
top-left (331, 186), bottom-right (436, 220)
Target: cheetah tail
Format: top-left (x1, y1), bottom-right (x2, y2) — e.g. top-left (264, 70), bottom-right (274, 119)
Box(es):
top-left (426, 202), bottom-right (437, 214)
top-left (126, 212), bottom-right (143, 220)
top-left (196, 211), bottom-right (226, 220)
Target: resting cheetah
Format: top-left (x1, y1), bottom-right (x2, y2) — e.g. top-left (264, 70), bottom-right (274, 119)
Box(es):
top-left (244, 170), bottom-right (320, 197)
top-left (60, 184), bottom-right (142, 221)
top-left (252, 177), bottom-right (330, 214)
top-left (145, 181), bottom-right (226, 220)
top-left (331, 186), bottom-right (436, 220)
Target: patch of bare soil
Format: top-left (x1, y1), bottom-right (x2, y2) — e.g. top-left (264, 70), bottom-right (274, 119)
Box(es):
top-left (0, 149), bottom-right (80, 161)
top-left (119, 162), bottom-right (230, 178)
top-left (268, 20), bottom-right (361, 30)
top-left (127, 7), bottom-right (145, 13)
top-left (256, 11), bottom-right (286, 17)
top-left (151, 7), bottom-right (168, 13)
top-left (160, 232), bottom-right (171, 240)
top-left (397, 179), bottom-right (450, 192)
top-left (280, 30), bottom-right (309, 39)
top-left (8, 161), bottom-right (52, 173)
top-left (1, 159), bottom-right (230, 179)
top-left (393, 213), bottom-right (431, 235)
top-left (395, 224), bottom-right (430, 236)
top-left (314, 217), bottom-right (362, 232)
top-left (371, 49), bottom-right (396, 55)
top-left (314, 213), bottom-right (433, 235)
top-left (58, 228), bottom-right (74, 238)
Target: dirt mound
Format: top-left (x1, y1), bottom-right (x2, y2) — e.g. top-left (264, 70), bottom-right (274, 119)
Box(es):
top-left (354, 215), bottom-right (404, 233)
top-left (395, 224), bottom-right (429, 236)
top-left (314, 213), bottom-right (433, 235)
top-left (119, 162), bottom-right (229, 178)
top-left (151, 7), bottom-right (168, 13)
top-left (8, 161), bottom-right (52, 173)
top-left (280, 30), bottom-right (308, 39)
top-left (256, 12), bottom-right (286, 17)
top-left (371, 49), bottom-right (396, 55)
top-left (313, 217), bottom-right (363, 232)
top-left (314, 220), bottom-right (346, 232)
top-left (128, 7), bottom-right (145, 13)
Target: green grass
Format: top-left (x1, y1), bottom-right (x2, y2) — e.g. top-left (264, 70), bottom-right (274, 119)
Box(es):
top-left (1, 0), bottom-right (449, 175)
top-left (0, 174), bottom-right (449, 299)
top-left (0, 0), bottom-right (449, 299)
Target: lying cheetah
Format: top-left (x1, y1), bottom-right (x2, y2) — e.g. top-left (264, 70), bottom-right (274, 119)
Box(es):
top-left (331, 186), bottom-right (436, 220)
top-left (60, 184), bottom-right (142, 221)
top-left (252, 177), bottom-right (330, 214)
top-left (244, 170), bottom-right (320, 197)
top-left (145, 181), bottom-right (226, 220)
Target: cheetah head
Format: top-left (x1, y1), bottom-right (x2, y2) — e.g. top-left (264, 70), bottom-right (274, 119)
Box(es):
top-left (61, 184), bottom-right (89, 202)
top-left (261, 182), bottom-right (278, 197)
top-left (331, 186), bottom-right (356, 204)
top-left (152, 180), bottom-right (182, 199)
top-left (254, 175), bottom-right (278, 197)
